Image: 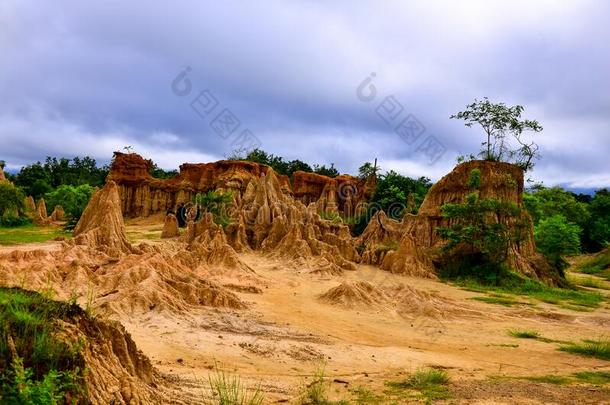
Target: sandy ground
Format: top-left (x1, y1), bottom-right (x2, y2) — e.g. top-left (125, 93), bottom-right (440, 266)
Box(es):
top-left (3, 220), bottom-right (610, 403)
top-left (120, 249), bottom-right (610, 403)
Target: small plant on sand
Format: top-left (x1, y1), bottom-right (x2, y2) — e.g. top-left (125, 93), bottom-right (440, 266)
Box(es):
top-left (300, 364), bottom-right (348, 405)
top-left (194, 190), bottom-right (234, 228)
top-left (207, 366), bottom-right (265, 405)
top-left (508, 329), bottom-right (540, 339)
top-left (572, 371), bottom-right (610, 385)
top-left (386, 368), bottom-right (451, 403)
top-left (559, 339), bottom-right (610, 361)
top-left (0, 287), bottom-right (87, 402)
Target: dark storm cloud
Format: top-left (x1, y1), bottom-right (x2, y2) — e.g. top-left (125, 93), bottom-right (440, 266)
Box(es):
top-left (0, 0), bottom-right (609, 187)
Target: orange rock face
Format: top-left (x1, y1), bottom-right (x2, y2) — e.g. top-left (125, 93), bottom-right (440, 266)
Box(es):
top-left (108, 152), bottom-right (372, 218)
top-left (376, 160), bottom-right (559, 283)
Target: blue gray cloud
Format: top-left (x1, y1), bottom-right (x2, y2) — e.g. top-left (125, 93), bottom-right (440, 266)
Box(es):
top-left (1, 0), bottom-right (609, 188)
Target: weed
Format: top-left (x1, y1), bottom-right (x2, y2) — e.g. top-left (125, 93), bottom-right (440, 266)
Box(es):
top-left (559, 339), bottom-right (610, 361)
top-left (472, 296), bottom-right (520, 307)
top-left (508, 329), bottom-right (540, 339)
top-left (386, 368), bottom-right (450, 403)
top-left (0, 287), bottom-right (87, 402)
top-left (572, 371), bottom-right (610, 385)
top-left (207, 366), bottom-right (265, 405)
top-left (300, 364), bottom-right (348, 405)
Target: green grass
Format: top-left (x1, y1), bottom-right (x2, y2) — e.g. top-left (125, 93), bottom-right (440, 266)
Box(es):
top-left (567, 274), bottom-right (610, 290)
top-left (522, 375), bottom-right (571, 385)
top-left (572, 371), bottom-right (610, 385)
top-left (455, 276), bottom-right (604, 310)
top-left (0, 287), bottom-right (87, 402)
top-left (385, 368), bottom-right (451, 403)
top-left (0, 224), bottom-right (70, 245)
top-left (508, 329), bottom-right (540, 339)
top-left (207, 366), bottom-right (265, 405)
top-left (299, 364), bottom-right (349, 405)
top-left (348, 386), bottom-right (384, 404)
top-left (559, 339), bottom-right (610, 361)
top-left (471, 295), bottom-right (521, 307)
top-left (577, 250), bottom-right (610, 280)
top-left (495, 370), bottom-right (610, 386)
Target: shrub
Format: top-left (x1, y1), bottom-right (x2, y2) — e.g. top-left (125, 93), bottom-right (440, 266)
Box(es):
top-left (193, 190), bottom-right (234, 227)
top-left (535, 215), bottom-right (581, 267)
top-left (0, 182), bottom-right (25, 218)
top-left (44, 184), bottom-right (94, 221)
top-left (0, 287), bottom-right (87, 402)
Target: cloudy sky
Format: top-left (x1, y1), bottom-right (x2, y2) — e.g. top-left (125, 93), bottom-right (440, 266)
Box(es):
top-left (1, 0), bottom-right (609, 188)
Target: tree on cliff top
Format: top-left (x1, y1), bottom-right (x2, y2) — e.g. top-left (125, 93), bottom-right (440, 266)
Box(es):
top-left (451, 98), bottom-right (542, 171)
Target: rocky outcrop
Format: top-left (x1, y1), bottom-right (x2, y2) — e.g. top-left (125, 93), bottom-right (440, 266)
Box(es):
top-left (50, 205), bottom-right (65, 221)
top-left (24, 196), bottom-right (36, 213)
top-left (108, 152), bottom-right (373, 219)
top-left (357, 211), bottom-right (403, 265)
top-left (34, 198), bottom-right (51, 226)
top-left (292, 172), bottom-right (374, 217)
top-left (73, 181), bottom-right (134, 257)
top-left (0, 165), bottom-right (7, 183)
top-left (161, 213), bottom-right (179, 238)
top-left (377, 160), bottom-right (559, 283)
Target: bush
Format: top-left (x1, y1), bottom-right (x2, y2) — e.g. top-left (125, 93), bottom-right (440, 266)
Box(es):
top-left (535, 215), bottom-right (581, 267)
top-left (44, 184), bottom-right (94, 221)
top-left (0, 182), bottom-right (25, 218)
top-left (193, 190), bottom-right (234, 227)
top-left (0, 287), bottom-right (87, 402)
top-left (0, 214), bottom-right (32, 228)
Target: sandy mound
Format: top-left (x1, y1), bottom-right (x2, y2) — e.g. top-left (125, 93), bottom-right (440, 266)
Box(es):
top-left (50, 205), bottom-right (65, 221)
top-left (0, 165), bottom-right (7, 183)
top-left (161, 213), bottom-right (179, 238)
top-left (73, 181), bottom-right (135, 257)
top-left (318, 281), bottom-right (388, 308)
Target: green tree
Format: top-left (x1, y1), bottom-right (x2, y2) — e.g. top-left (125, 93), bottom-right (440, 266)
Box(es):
top-left (352, 171), bottom-right (432, 235)
top-left (149, 163), bottom-right (178, 179)
top-left (313, 163), bottom-right (339, 178)
top-left (358, 161), bottom-right (380, 179)
top-left (437, 169), bottom-right (523, 281)
top-left (44, 185), bottom-right (94, 221)
top-left (193, 190), bottom-right (234, 227)
top-left (586, 189), bottom-right (610, 249)
top-left (0, 182), bottom-right (25, 217)
top-left (523, 186), bottom-right (590, 229)
top-left (535, 215), bottom-right (581, 268)
top-left (451, 98), bottom-right (542, 170)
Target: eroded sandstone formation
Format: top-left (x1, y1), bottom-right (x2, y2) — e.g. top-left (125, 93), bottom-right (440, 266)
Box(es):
top-left (73, 181), bottom-right (135, 257)
top-left (376, 160), bottom-right (559, 283)
top-left (50, 205), bottom-right (65, 221)
top-left (161, 213), bottom-right (180, 238)
top-left (108, 152), bottom-right (373, 218)
top-left (0, 165), bottom-right (7, 183)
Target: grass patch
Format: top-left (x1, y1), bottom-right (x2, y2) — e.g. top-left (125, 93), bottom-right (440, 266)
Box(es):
top-left (299, 364), bottom-right (348, 405)
top-left (567, 274), bottom-right (610, 290)
top-left (207, 366), bottom-right (265, 405)
top-left (521, 375), bottom-right (571, 385)
top-left (0, 287), bottom-right (87, 402)
top-left (0, 224), bottom-right (70, 245)
top-left (454, 275), bottom-right (604, 310)
top-left (348, 386), bottom-right (383, 404)
top-left (508, 329), bottom-right (540, 339)
top-left (577, 251), bottom-right (610, 280)
top-left (572, 371), bottom-right (610, 385)
top-left (559, 339), bottom-right (610, 361)
top-left (385, 368), bottom-right (450, 403)
top-left (471, 295), bottom-right (520, 307)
